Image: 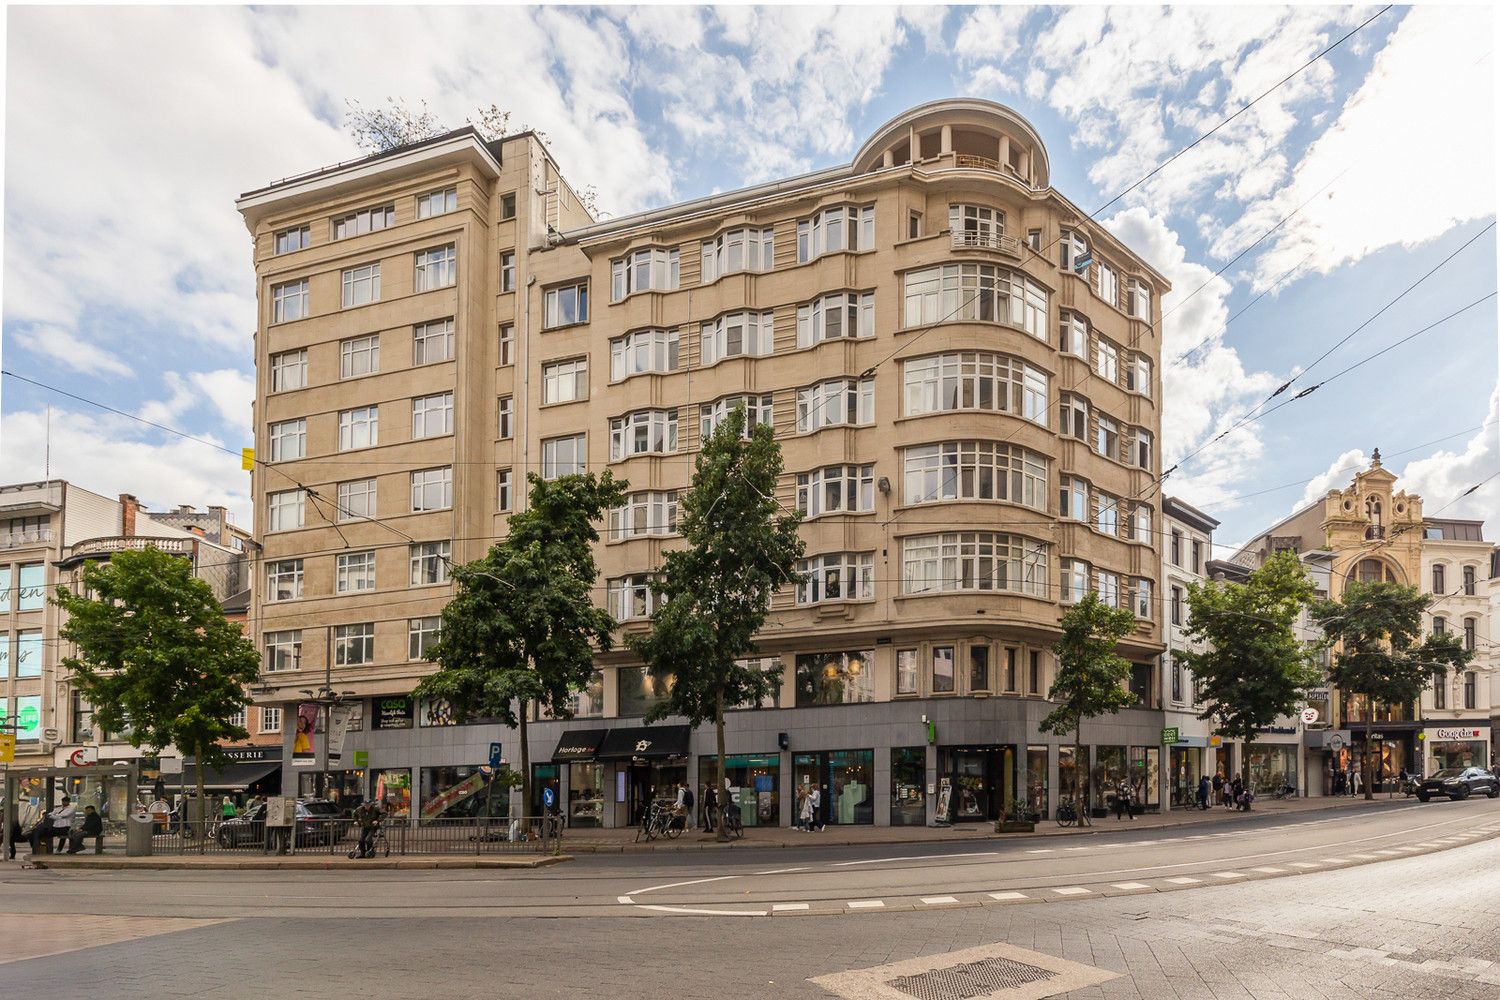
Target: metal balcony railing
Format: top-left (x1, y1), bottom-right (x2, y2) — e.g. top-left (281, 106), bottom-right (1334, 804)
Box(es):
top-left (950, 230), bottom-right (1020, 256)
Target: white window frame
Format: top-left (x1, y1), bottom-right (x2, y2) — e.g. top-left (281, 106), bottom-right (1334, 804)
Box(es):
top-left (338, 405), bottom-right (379, 451)
top-left (902, 532), bottom-right (1049, 598)
top-left (497, 469), bottom-right (513, 512)
top-left (335, 551), bottom-right (377, 594)
top-left (267, 419), bottom-right (306, 462)
top-left (265, 560), bottom-right (303, 602)
top-left (500, 252), bottom-right (516, 293)
top-left (797, 377), bottom-right (873, 433)
top-left (610, 409), bottom-right (678, 460)
top-left (341, 263), bottom-right (381, 308)
top-left (1095, 492), bottom-right (1119, 536)
top-left (700, 395), bottom-right (773, 441)
top-left (408, 616), bottom-right (442, 660)
top-left (796, 552), bottom-right (875, 605)
top-left (796, 292), bottom-right (874, 348)
top-left (948, 204), bottom-right (1004, 249)
top-left (1059, 394), bottom-right (1089, 440)
top-left (542, 358), bottom-right (589, 405)
top-left (608, 491), bottom-right (679, 540)
top-left (701, 311), bottom-right (774, 365)
top-left (413, 318), bottom-right (454, 365)
top-left (411, 392), bottom-right (454, 439)
top-left (498, 396), bottom-right (514, 439)
top-left (1062, 558), bottom-right (1090, 604)
top-left (795, 464), bottom-right (875, 518)
top-left (610, 328), bottom-right (679, 381)
top-left (1096, 570), bottom-right (1122, 609)
top-left (274, 226), bottom-right (310, 255)
top-left (609, 574), bottom-right (659, 621)
top-left (270, 350), bottom-right (308, 392)
top-left (541, 434), bottom-right (586, 479)
top-left (414, 244), bottom-right (457, 292)
top-left (1059, 313), bottom-right (1088, 358)
top-left (611, 247), bottom-right (680, 300)
top-left (340, 334), bottom-right (380, 379)
top-left (902, 441), bottom-right (1048, 510)
top-left (1127, 354), bottom-right (1151, 396)
top-left (1096, 338), bottom-right (1119, 384)
top-left (332, 204), bottom-right (394, 240)
top-left (1129, 279), bottom-right (1151, 320)
top-left (260, 706), bottom-right (284, 733)
top-left (1135, 578), bottom-right (1152, 619)
top-left (1096, 414), bottom-right (1119, 459)
top-left (498, 323), bottom-right (515, 366)
top-left (409, 541), bottom-right (451, 586)
top-left (902, 352), bottom-right (1047, 426)
top-left (901, 262), bottom-right (1047, 338)
top-left (410, 467), bottom-right (453, 512)
top-left (416, 187), bottom-right (457, 219)
top-left (267, 490), bottom-right (304, 532)
top-left (333, 623), bottom-right (376, 666)
top-left (701, 228), bottom-right (774, 282)
top-left (543, 281), bottom-right (589, 328)
top-left (1097, 262), bottom-right (1118, 308)
top-left (797, 205), bottom-right (874, 262)
top-left (336, 479), bottom-right (376, 522)
top-left (1059, 476), bottom-right (1089, 521)
top-left (271, 279), bottom-right (309, 324)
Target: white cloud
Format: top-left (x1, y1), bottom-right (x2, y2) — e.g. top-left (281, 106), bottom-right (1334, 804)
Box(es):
top-left (10, 326), bottom-right (134, 378)
top-left (1295, 448), bottom-right (1371, 511)
top-left (1247, 6), bottom-right (1497, 289)
top-left (0, 407), bottom-right (252, 525)
top-left (189, 370), bottom-right (256, 434)
top-left (1397, 386), bottom-right (1500, 523)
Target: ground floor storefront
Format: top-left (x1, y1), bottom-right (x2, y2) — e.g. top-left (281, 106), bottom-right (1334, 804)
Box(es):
top-left (1421, 724), bottom-right (1492, 775)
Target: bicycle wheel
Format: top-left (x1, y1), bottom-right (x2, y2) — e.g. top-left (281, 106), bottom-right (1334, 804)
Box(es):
top-left (665, 816), bottom-right (684, 840)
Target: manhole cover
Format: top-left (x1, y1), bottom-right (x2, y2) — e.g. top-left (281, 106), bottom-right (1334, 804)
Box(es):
top-left (888, 957), bottom-right (1056, 999)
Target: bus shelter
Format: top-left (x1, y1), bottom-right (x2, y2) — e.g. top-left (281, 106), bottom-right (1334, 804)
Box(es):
top-left (3, 762), bottom-right (141, 857)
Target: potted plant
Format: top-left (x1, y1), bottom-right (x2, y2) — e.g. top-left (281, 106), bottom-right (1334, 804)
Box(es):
top-left (996, 798), bottom-right (1034, 833)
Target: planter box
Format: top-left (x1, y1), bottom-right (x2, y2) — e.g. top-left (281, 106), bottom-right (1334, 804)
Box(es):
top-left (996, 820), bottom-right (1035, 833)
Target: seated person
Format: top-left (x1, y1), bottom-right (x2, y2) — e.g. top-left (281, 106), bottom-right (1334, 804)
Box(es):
top-left (67, 805), bottom-right (105, 854)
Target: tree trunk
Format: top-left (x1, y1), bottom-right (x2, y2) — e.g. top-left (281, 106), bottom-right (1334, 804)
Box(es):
top-left (1363, 700), bottom-right (1375, 801)
top-left (715, 690), bottom-right (729, 843)
top-left (518, 709), bottom-right (532, 828)
top-left (195, 744), bottom-right (207, 855)
top-left (1076, 720), bottom-right (1089, 827)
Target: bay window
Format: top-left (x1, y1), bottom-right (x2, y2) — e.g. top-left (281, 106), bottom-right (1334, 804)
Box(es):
top-left (902, 441), bottom-right (1047, 510)
top-left (902, 351), bottom-right (1047, 424)
top-left (797, 204), bottom-right (874, 262)
top-left (1096, 338), bottom-right (1119, 383)
top-left (701, 228), bottom-right (773, 281)
top-left (902, 262), bottom-right (1047, 338)
top-left (610, 409), bottom-right (678, 459)
top-left (1096, 414), bottom-right (1119, 459)
top-left (901, 532), bottom-right (1049, 598)
top-left (1095, 492), bottom-right (1119, 536)
top-left (609, 575), bottom-right (658, 621)
top-left (796, 552), bottom-right (875, 605)
top-left (1127, 354), bottom-right (1151, 396)
top-left (701, 310), bottom-right (773, 364)
top-left (700, 395), bottom-right (772, 440)
top-left (1096, 570), bottom-right (1121, 609)
top-left (1059, 394), bottom-right (1089, 440)
top-left (610, 328), bottom-right (679, 380)
top-left (797, 377), bottom-right (873, 433)
top-left (1058, 475), bottom-right (1089, 521)
top-left (1061, 558), bottom-right (1090, 603)
top-left (611, 247), bottom-right (680, 300)
top-left (608, 491), bottom-right (679, 540)
top-left (1059, 229), bottom-right (1088, 272)
top-left (795, 464), bottom-right (874, 518)
top-left (1059, 312), bottom-right (1088, 358)
top-left (796, 291), bottom-right (874, 347)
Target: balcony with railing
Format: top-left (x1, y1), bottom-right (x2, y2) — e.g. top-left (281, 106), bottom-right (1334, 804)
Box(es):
top-left (0, 527), bottom-right (53, 550)
top-left (950, 229), bottom-right (1022, 258)
top-left (65, 536), bottom-right (195, 560)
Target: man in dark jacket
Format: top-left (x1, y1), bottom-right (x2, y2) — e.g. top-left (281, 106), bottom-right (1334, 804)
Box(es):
top-left (353, 799), bottom-right (383, 858)
top-left (67, 805), bottom-right (105, 854)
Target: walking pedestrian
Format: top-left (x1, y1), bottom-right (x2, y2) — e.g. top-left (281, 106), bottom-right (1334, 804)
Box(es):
top-left (701, 785), bottom-right (717, 833)
top-left (797, 787), bottom-right (813, 832)
top-left (809, 785), bottom-right (824, 831)
top-left (1113, 779), bottom-right (1133, 820)
top-left (1211, 772), bottom-right (1224, 806)
top-left (1196, 775), bottom-right (1210, 810)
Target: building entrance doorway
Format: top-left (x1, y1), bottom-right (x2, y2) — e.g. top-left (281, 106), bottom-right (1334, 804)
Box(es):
top-left (941, 746), bottom-right (1016, 822)
top-left (626, 762), bottom-right (685, 825)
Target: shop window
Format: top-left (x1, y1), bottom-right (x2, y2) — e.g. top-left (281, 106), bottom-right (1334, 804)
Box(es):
top-left (419, 765), bottom-right (507, 823)
top-left (372, 769), bottom-right (411, 818)
top-left (793, 749), bottom-right (874, 825)
top-left (700, 754), bottom-right (780, 827)
top-left (890, 747), bottom-right (926, 826)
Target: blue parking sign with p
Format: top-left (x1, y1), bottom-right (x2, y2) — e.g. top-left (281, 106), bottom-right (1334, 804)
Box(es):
top-left (489, 742), bottom-right (502, 768)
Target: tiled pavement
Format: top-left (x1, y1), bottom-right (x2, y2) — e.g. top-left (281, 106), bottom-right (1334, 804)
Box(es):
top-left (3, 829), bottom-right (1498, 998)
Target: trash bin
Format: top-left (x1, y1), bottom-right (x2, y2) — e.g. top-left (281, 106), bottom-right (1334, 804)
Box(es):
top-left (126, 812), bottom-right (154, 857)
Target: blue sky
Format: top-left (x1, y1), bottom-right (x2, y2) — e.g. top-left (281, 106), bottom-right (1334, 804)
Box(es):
top-left (2, 5), bottom-right (1496, 552)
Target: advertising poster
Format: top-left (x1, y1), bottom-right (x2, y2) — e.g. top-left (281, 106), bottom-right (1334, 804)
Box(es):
top-left (372, 696), bottom-right (415, 730)
top-left (327, 703), bottom-right (354, 766)
top-left (292, 702), bottom-right (320, 766)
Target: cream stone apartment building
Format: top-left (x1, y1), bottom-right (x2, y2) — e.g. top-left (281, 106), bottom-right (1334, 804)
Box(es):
top-left (236, 99), bottom-right (1172, 828)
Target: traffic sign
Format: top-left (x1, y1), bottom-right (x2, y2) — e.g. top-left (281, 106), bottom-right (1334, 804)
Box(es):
top-left (542, 786), bottom-right (556, 808)
top-left (488, 742), bottom-right (503, 768)
top-left (0, 733), bottom-right (15, 763)
top-left (68, 747), bottom-right (98, 766)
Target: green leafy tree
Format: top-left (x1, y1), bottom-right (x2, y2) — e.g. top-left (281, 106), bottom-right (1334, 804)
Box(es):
top-left (1039, 593), bottom-right (1138, 825)
top-left (55, 547), bottom-right (260, 842)
top-left (413, 472), bottom-right (624, 818)
top-left (628, 407), bottom-right (804, 841)
top-left (1180, 551), bottom-right (1322, 752)
top-left (1311, 580), bottom-right (1473, 799)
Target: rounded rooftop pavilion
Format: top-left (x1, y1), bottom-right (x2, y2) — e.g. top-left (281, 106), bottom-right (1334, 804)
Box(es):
top-left (853, 98), bottom-right (1050, 189)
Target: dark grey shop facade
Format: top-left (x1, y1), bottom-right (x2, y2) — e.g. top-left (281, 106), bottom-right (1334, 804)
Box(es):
top-left (278, 695), bottom-right (1173, 828)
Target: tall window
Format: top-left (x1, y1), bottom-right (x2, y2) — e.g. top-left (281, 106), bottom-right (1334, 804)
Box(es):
top-left (609, 575), bottom-right (658, 621)
top-left (902, 263), bottom-right (1047, 338)
top-left (332, 204), bottom-right (394, 240)
top-left (1095, 339), bottom-right (1118, 383)
top-left (408, 617), bottom-right (442, 660)
top-left (896, 649), bottom-right (919, 695)
top-left (903, 352), bottom-right (1047, 424)
top-left (411, 392), bottom-right (454, 438)
top-left (611, 247), bottom-right (679, 300)
top-left (543, 281), bottom-right (589, 328)
top-left (542, 358), bottom-right (588, 405)
top-left (416, 187), bottom-right (457, 219)
top-left (264, 630), bottom-right (302, 672)
top-left (1433, 564), bottom-right (1446, 593)
top-left (541, 434), bottom-right (586, 479)
top-left (1127, 355), bottom-right (1151, 396)
top-left (500, 252), bottom-right (516, 292)
top-left (336, 479), bottom-right (376, 522)
top-left (901, 532), bottom-right (1049, 597)
top-left (611, 328), bottom-right (679, 381)
top-left (1059, 476), bottom-right (1089, 520)
top-left (608, 492), bottom-right (679, 540)
top-left (1463, 565), bottom-right (1476, 596)
top-left (1061, 558), bottom-right (1090, 603)
top-left (333, 624), bottom-right (375, 666)
top-left (17, 563), bottom-right (44, 612)
top-left (1191, 540), bottom-right (1202, 575)
top-left (270, 350), bottom-right (308, 392)
top-left (1131, 504), bottom-right (1152, 542)
top-left (499, 192), bottom-right (517, 220)
top-left (1463, 618), bottom-right (1477, 651)
top-left (1096, 570), bottom-right (1121, 609)
top-left (902, 442), bottom-right (1047, 510)
top-left (16, 631), bottom-right (42, 677)
top-left (795, 464), bottom-right (874, 517)
top-left (267, 419), bottom-right (306, 462)
top-left (701, 395), bottom-right (773, 440)
top-left (341, 263), bottom-right (381, 308)
top-left (498, 323), bottom-right (515, 366)
top-left (274, 226), bottom-right (310, 255)
top-left (497, 396), bottom-right (513, 439)
top-left (1432, 668), bottom-right (1448, 709)
top-left (931, 647), bottom-right (955, 693)
top-left (267, 490), bottom-right (303, 532)
top-left (1059, 229), bottom-right (1088, 272)
top-left (1094, 492), bottom-right (1119, 536)
top-left (610, 410), bottom-right (677, 459)
top-left (948, 204), bottom-right (1004, 248)
top-left (340, 334), bottom-right (380, 378)
top-left (339, 405), bottom-right (379, 450)
top-left (701, 311), bottom-right (773, 365)
top-left (335, 551), bottom-right (376, 594)
top-left (797, 205), bottom-right (874, 262)
top-left (261, 707), bottom-right (283, 734)
top-left (1095, 414), bottom-right (1118, 459)
top-left (271, 279), bottom-right (309, 323)
top-left (796, 552), bottom-right (874, 605)
top-left (796, 292), bottom-right (874, 347)
top-left (701, 228), bottom-right (774, 281)
top-left (1058, 394), bottom-right (1088, 440)
top-left (1096, 262), bottom-right (1118, 307)
top-left (412, 318), bottom-right (454, 365)
top-left (1171, 586), bottom-right (1184, 626)
top-left (414, 244), bottom-right (457, 291)
top-left (1132, 428), bottom-right (1153, 470)
top-left (265, 560), bottom-right (303, 602)
top-left (497, 469), bottom-right (513, 512)
top-left (1464, 671), bottom-right (1477, 710)
top-left (797, 378), bottom-right (873, 433)
top-left (1135, 578), bottom-right (1152, 619)
top-left (409, 541), bottom-right (451, 586)
top-left (1433, 616), bottom-right (1447, 635)
top-left (1129, 279), bottom-right (1152, 320)
top-left (1059, 313), bottom-right (1087, 357)
top-left (410, 467), bottom-right (453, 512)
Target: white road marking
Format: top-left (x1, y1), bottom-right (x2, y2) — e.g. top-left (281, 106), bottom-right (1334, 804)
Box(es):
top-left (1025, 849), bottom-right (1054, 854)
top-left (831, 851), bottom-right (997, 868)
top-left (627, 875), bottom-right (740, 896)
top-left (1252, 867), bottom-right (1287, 874)
top-left (755, 867), bottom-right (810, 876)
top-left (1288, 862), bottom-right (1320, 869)
top-left (617, 896), bottom-right (634, 904)
top-left (1165, 876), bottom-right (1202, 885)
top-left (638, 904), bottom-right (766, 917)
top-left (1373, 850), bottom-right (1402, 856)
top-left (1111, 882), bottom-right (1151, 890)
top-left (1213, 872), bottom-right (1245, 879)
top-left (1322, 857), bottom-right (1351, 863)
top-left (988, 891), bottom-right (1028, 900)
top-left (772, 903), bottom-right (809, 912)
top-left (1349, 853), bottom-right (1380, 860)
top-left (848, 900), bottom-right (885, 909)
top-left (921, 896), bottom-right (960, 905)
top-left (1052, 886), bottom-right (1091, 896)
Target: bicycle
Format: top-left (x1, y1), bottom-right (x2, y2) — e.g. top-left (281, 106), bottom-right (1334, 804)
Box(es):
top-left (716, 802), bottom-right (744, 840)
top-left (636, 801), bottom-right (680, 842)
top-left (1055, 798), bottom-right (1079, 827)
top-left (348, 824), bottom-right (389, 859)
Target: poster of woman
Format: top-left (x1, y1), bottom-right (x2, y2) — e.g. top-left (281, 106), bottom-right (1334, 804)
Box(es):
top-left (292, 703), bottom-right (319, 764)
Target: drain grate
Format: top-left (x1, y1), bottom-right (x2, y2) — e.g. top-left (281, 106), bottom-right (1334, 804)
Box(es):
top-left (887, 957), bottom-right (1057, 1000)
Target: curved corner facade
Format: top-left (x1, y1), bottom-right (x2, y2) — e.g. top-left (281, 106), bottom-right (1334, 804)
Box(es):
top-left (236, 100), bottom-right (1176, 828)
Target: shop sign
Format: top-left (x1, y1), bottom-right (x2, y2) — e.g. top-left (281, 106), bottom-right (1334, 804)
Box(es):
top-left (372, 697), bottom-right (415, 730)
top-left (219, 747), bottom-right (278, 763)
top-left (1430, 727), bottom-right (1483, 741)
top-left (1301, 708), bottom-right (1320, 724)
top-left (0, 734), bottom-right (14, 763)
top-left (1161, 727), bottom-right (1180, 744)
top-left (352, 750), bottom-right (369, 767)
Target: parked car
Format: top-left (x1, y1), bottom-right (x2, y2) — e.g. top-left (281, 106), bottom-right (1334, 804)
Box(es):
top-left (216, 799), bottom-right (350, 848)
top-left (1415, 767), bottom-right (1500, 802)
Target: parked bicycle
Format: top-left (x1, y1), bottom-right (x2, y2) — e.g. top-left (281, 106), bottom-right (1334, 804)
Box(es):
top-left (635, 800), bottom-right (685, 842)
top-left (716, 801), bottom-right (744, 840)
top-left (1055, 798), bottom-right (1079, 827)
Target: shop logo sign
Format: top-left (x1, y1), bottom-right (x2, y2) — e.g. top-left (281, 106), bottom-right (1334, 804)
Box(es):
top-left (1433, 727), bottom-right (1482, 740)
top-left (635, 740), bottom-right (652, 752)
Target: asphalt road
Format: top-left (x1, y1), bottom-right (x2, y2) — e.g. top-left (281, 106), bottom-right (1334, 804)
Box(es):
top-left (3, 797), bottom-right (1499, 999)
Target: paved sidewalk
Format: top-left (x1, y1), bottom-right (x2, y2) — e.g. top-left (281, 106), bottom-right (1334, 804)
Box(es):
top-left (562, 793), bottom-right (1415, 852)
top-left (25, 853), bottom-right (570, 871)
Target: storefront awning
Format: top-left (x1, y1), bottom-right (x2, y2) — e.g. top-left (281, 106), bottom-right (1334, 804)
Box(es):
top-left (178, 761), bottom-right (282, 790)
top-left (551, 729), bottom-right (608, 762)
top-left (596, 725), bottom-right (691, 761)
